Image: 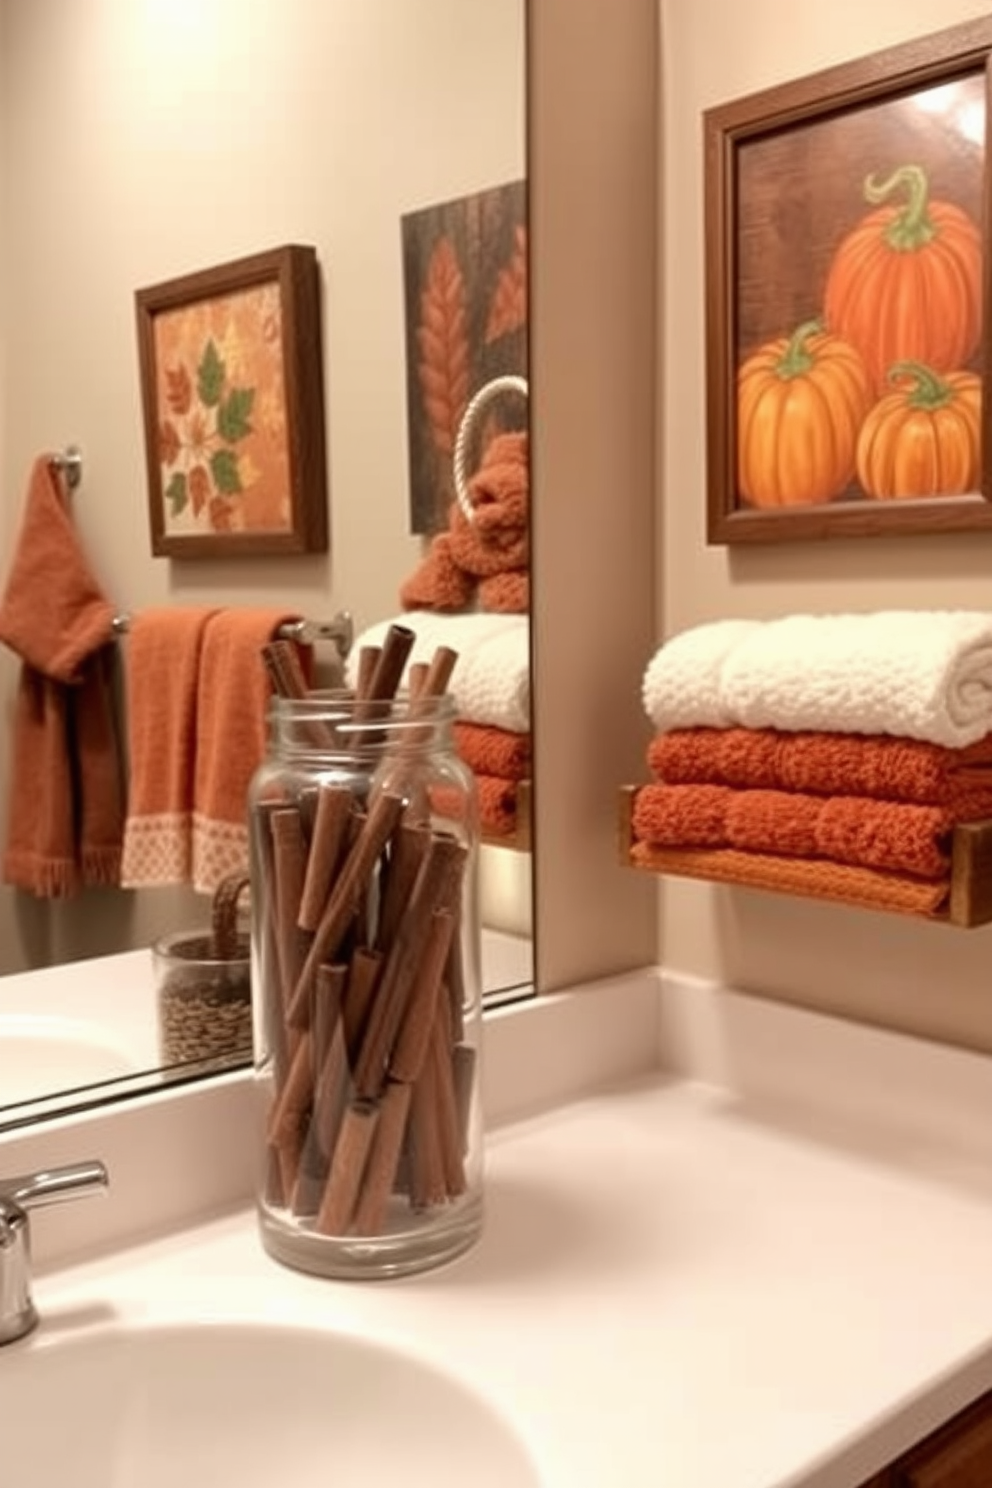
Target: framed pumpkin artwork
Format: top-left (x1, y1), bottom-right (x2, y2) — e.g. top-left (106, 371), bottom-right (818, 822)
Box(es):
top-left (135, 244), bottom-right (328, 557)
top-left (705, 16), bottom-right (992, 544)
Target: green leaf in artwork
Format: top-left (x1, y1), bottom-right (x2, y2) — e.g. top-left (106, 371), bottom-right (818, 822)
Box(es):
top-left (211, 447), bottom-right (242, 495)
top-left (197, 339), bottom-right (226, 407)
top-left (217, 385), bottom-right (255, 442)
top-left (165, 471), bottom-right (188, 515)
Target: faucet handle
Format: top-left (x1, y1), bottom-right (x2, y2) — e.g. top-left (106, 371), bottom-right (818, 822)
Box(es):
top-left (0, 1160), bottom-right (109, 1346)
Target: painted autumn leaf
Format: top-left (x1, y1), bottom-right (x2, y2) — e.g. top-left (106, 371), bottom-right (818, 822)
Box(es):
top-left (210, 447), bottom-right (242, 495)
top-left (159, 420), bottom-right (180, 465)
top-left (189, 464), bottom-right (211, 517)
top-left (485, 224), bottom-right (527, 343)
top-left (416, 235), bottom-right (470, 456)
top-left (197, 340), bottom-right (226, 408)
top-left (165, 364), bottom-right (192, 416)
top-left (165, 471), bottom-right (187, 515)
top-left (218, 386), bottom-right (255, 442)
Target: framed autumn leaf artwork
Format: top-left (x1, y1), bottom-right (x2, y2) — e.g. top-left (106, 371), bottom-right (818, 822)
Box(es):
top-left (402, 179), bottom-right (528, 535)
top-left (135, 244), bottom-right (328, 557)
top-left (705, 16), bottom-right (992, 544)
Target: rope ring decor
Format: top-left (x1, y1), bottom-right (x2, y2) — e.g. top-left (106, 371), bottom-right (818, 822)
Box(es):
top-left (452, 374), bottom-right (529, 524)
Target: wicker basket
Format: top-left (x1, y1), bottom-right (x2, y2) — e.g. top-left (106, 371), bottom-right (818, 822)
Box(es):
top-left (153, 872), bottom-right (253, 1072)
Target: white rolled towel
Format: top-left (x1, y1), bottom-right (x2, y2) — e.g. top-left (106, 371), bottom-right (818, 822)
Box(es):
top-left (642, 618), bottom-right (761, 731)
top-left (721, 610), bottom-right (992, 747)
top-left (644, 610), bottom-right (992, 749)
top-left (346, 611), bottom-right (530, 733)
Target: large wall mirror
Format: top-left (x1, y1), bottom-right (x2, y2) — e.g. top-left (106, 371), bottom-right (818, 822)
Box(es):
top-left (0, 0), bottom-right (531, 1130)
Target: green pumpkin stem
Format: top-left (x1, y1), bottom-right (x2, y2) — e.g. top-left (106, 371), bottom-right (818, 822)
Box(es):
top-left (774, 318), bottom-right (822, 379)
top-left (887, 360), bottom-right (953, 409)
top-left (863, 164), bottom-right (936, 252)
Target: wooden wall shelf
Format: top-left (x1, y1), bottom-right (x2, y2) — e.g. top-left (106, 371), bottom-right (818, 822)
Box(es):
top-left (617, 785), bottom-right (992, 928)
top-left (481, 779), bottom-right (532, 854)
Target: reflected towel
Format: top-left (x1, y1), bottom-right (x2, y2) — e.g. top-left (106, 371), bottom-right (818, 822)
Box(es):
top-left (454, 722), bottom-right (531, 781)
top-left (647, 727), bottom-right (992, 820)
top-left (192, 608), bottom-right (310, 895)
top-left (630, 841), bottom-right (949, 918)
top-left (632, 783), bottom-right (952, 880)
top-left (643, 611), bottom-right (992, 748)
top-left (477, 775), bottom-right (519, 838)
top-left (120, 607), bottom-right (218, 887)
top-left (347, 612), bottom-right (530, 732)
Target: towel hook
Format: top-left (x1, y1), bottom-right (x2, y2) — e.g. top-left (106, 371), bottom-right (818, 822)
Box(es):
top-left (51, 445), bottom-right (83, 492)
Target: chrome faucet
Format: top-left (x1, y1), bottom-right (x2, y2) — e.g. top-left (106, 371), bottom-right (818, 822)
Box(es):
top-left (0, 1161), bottom-right (108, 1345)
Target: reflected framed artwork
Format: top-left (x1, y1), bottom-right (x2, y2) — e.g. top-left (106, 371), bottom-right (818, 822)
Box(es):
top-left (704, 16), bottom-right (992, 544)
top-left (135, 244), bottom-right (328, 557)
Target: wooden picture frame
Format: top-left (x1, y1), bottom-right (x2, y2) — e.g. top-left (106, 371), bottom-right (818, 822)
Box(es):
top-left (135, 244), bottom-right (328, 557)
top-left (705, 16), bottom-right (992, 544)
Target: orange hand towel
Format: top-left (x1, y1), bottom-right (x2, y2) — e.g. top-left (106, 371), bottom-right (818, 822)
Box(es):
top-left (648, 727), bottom-right (992, 821)
top-left (453, 722), bottom-right (531, 781)
top-left (191, 609), bottom-right (310, 895)
top-left (0, 457), bottom-right (121, 897)
top-left (120, 607), bottom-right (219, 887)
top-left (632, 783), bottom-right (952, 880)
top-left (630, 841), bottom-right (949, 918)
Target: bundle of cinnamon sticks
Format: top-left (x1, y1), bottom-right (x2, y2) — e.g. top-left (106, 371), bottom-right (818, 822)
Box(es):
top-left (255, 624), bottom-right (476, 1238)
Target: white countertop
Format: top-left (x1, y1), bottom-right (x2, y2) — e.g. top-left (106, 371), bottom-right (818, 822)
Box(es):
top-left (12, 1067), bottom-right (992, 1488)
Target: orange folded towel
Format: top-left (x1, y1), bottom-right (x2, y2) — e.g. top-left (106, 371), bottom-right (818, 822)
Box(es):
top-left (632, 783), bottom-right (952, 880)
top-left (400, 431), bottom-right (529, 615)
top-left (477, 774), bottom-right (519, 837)
top-left (120, 607), bottom-right (219, 887)
top-left (648, 727), bottom-right (992, 821)
top-left (453, 722), bottom-right (531, 781)
top-left (630, 841), bottom-right (949, 918)
top-left (0, 457), bottom-right (122, 897)
top-left (192, 608), bottom-right (310, 895)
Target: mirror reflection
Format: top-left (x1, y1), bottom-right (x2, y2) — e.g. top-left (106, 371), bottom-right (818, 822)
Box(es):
top-left (0, 0), bottom-right (530, 1129)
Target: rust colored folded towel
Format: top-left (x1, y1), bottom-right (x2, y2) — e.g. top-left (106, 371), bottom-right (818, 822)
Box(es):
top-left (648, 727), bottom-right (992, 820)
top-left (454, 722), bottom-right (531, 781)
top-left (477, 775), bottom-right (519, 837)
top-left (629, 841), bottom-right (949, 918)
top-left (632, 782), bottom-right (952, 879)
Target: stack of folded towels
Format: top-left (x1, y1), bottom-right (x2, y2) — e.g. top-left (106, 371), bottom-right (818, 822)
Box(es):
top-left (635, 611), bottom-right (992, 916)
top-left (346, 611), bottom-right (531, 840)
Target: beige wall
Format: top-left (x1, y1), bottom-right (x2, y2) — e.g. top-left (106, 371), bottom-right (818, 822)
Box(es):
top-left (0, 0), bottom-right (524, 970)
top-left (659, 0), bottom-right (992, 1051)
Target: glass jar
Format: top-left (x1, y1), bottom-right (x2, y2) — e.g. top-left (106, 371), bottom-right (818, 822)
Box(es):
top-left (248, 691), bottom-right (483, 1280)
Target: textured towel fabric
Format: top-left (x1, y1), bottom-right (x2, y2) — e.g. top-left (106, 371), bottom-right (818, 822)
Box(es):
top-left (476, 775), bottom-right (520, 837)
top-left (632, 783), bottom-right (952, 880)
top-left (629, 840), bottom-right (949, 918)
top-left (347, 612), bottom-right (530, 732)
top-left (0, 457), bottom-right (121, 897)
top-left (120, 607), bottom-right (219, 887)
top-left (643, 612), bottom-right (992, 748)
top-left (400, 431), bottom-right (529, 615)
top-left (647, 727), bottom-right (992, 820)
top-left (453, 722), bottom-right (531, 781)
top-left (191, 608), bottom-right (309, 895)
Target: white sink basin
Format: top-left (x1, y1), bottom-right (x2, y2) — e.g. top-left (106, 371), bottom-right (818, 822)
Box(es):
top-left (0, 1321), bottom-right (541, 1487)
top-left (0, 1014), bottom-right (139, 1104)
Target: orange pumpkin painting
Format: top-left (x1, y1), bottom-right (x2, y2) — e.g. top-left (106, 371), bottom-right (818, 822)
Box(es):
top-left (856, 362), bottom-right (982, 499)
top-left (823, 164), bottom-right (982, 395)
top-left (737, 320), bottom-right (872, 507)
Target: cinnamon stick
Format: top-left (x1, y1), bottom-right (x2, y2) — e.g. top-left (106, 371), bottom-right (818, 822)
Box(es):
top-left (268, 1029), bottom-right (313, 1199)
top-left (452, 1043), bottom-right (477, 1158)
top-left (350, 1080), bottom-right (414, 1236)
top-left (342, 947), bottom-right (382, 1064)
top-left (292, 963), bottom-right (349, 1215)
top-left (377, 823), bottom-right (430, 954)
top-left (352, 835), bottom-right (467, 1100)
top-left (407, 1059), bottom-right (446, 1209)
top-left (287, 788), bottom-right (405, 1028)
top-left (355, 644), bottom-right (381, 702)
top-left (445, 917), bottom-right (466, 1043)
top-left (315, 1099), bottom-right (379, 1235)
top-left (430, 1013), bottom-right (466, 1197)
top-left (270, 806), bottom-right (310, 1034)
top-left (388, 908), bottom-right (455, 1083)
top-left (297, 784), bottom-right (352, 932)
top-left (407, 661), bottom-right (429, 699)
